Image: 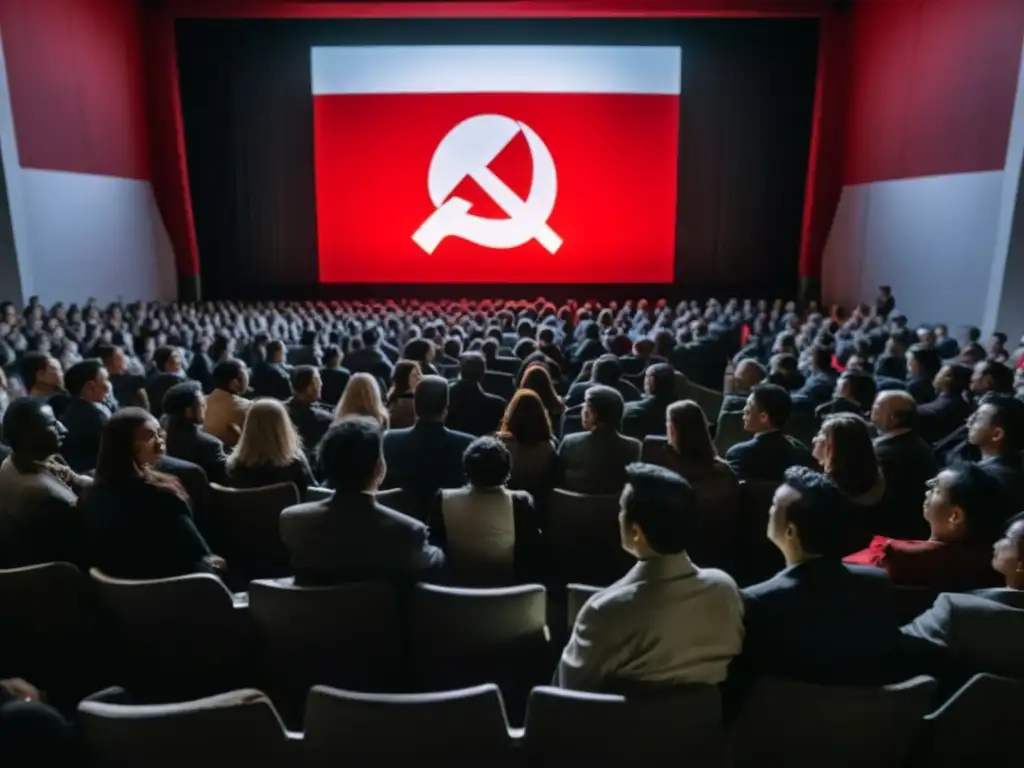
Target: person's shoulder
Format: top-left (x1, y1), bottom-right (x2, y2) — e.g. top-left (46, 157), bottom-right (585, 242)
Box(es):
top-left (697, 565), bottom-right (741, 594)
top-left (619, 432), bottom-right (642, 450)
top-left (373, 498), bottom-right (429, 532)
top-left (383, 426), bottom-right (413, 442)
top-left (559, 431), bottom-right (586, 449)
top-left (446, 427), bottom-right (475, 445)
top-left (725, 437), bottom-right (756, 457)
top-left (280, 499), bottom-right (329, 521)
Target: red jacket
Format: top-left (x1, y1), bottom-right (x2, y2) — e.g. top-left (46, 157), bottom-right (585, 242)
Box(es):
top-left (844, 536), bottom-right (1001, 592)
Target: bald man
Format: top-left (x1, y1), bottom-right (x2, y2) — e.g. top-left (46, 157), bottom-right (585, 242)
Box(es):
top-left (871, 391), bottom-right (939, 539)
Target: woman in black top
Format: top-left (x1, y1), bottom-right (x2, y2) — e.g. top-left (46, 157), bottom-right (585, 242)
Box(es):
top-left (226, 398), bottom-right (316, 497)
top-left (81, 408), bottom-right (223, 579)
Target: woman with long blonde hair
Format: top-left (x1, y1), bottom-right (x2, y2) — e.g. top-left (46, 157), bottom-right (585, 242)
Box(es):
top-left (334, 372), bottom-right (389, 428)
top-left (227, 398), bottom-right (316, 497)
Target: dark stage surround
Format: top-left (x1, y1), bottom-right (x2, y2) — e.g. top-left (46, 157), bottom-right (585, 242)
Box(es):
top-left (177, 17), bottom-right (818, 302)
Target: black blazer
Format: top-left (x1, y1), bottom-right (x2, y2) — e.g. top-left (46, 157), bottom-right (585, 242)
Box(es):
top-left (918, 393), bottom-right (972, 445)
top-left (343, 347), bottom-right (393, 385)
top-left (622, 395), bottom-right (674, 440)
top-left (736, 559), bottom-right (902, 686)
top-left (58, 399), bottom-right (110, 473)
top-left (81, 478), bottom-right (212, 580)
top-left (280, 492), bottom-right (445, 586)
top-left (724, 430), bottom-right (815, 483)
top-left (285, 399), bottom-right (334, 456)
top-left (445, 380), bottom-right (507, 437)
top-left (906, 375), bottom-right (936, 405)
top-left (251, 362), bottom-right (292, 401)
top-left (873, 431), bottom-right (940, 539)
top-left (565, 379), bottom-right (642, 408)
top-left (319, 366), bottom-right (351, 407)
top-left (382, 422), bottom-right (475, 500)
top-left (165, 420), bottom-right (229, 485)
top-left (226, 456), bottom-right (316, 498)
top-left (978, 454), bottom-right (1024, 510)
top-left (146, 372), bottom-right (187, 419)
top-left (791, 371), bottom-right (836, 407)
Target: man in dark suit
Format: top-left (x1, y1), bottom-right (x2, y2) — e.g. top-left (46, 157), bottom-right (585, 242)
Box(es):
top-left (163, 381), bottom-right (230, 486)
top-left (918, 364), bottom-right (972, 444)
top-left (622, 363), bottom-right (677, 440)
top-left (285, 366), bottom-right (334, 457)
top-left (725, 384), bottom-right (814, 483)
top-left (382, 375), bottom-right (475, 501)
top-left (721, 359), bottom-right (767, 417)
top-left (968, 393), bottom-right (1024, 510)
top-left (901, 511), bottom-right (1024, 678)
top-left (571, 323), bottom-right (605, 368)
top-left (318, 345), bottom-right (351, 408)
top-left (566, 355), bottom-right (642, 408)
top-left (343, 327), bottom-right (394, 384)
top-left (558, 385), bottom-right (642, 494)
top-left (250, 339), bottom-right (292, 400)
top-left (446, 352), bottom-right (507, 437)
top-left (58, 359), bottom-right (112, 473)
top-left (735, 467), bottom-right (902, 686)
top-left (814, 370), bottom-right (876, 420)
top-left (281, 417), bottom-right (445, 586)
top-left (791, 345), bottom-right (837, 408)
top-left (287, 330), bottom-right (321, 367)
top-left (145, 346), bottom-right (187, 419)
top-left (871, 391), bottom-right (939, 539)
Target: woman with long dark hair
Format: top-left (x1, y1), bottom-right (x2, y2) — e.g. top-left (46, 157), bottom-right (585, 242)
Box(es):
top-left (520, 363), bottom-right (565, 429)
top-left (497, 389), bottom-right (557, 494)
top-left (81, 408), bottom-right (224, 579)
top-left (385, 360), bottom-right (421, 429)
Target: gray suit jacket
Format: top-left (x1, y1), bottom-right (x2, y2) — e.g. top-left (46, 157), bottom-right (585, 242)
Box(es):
top-left (557, 426), bottom-right (642, 495)
top-left (901, 588), bottom-right (1024, 677)
top-left (558, 553), bottom-right (744, 692)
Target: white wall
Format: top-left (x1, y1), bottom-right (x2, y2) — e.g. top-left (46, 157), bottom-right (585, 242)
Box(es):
top-left (822, 170), bottom-right (1004, 331)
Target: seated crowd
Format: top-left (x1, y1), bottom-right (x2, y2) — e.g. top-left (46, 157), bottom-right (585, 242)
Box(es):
top-left (1, 292), bottom-right (1024, 761)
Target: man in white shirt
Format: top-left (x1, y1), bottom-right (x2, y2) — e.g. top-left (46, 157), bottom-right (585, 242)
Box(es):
top-left (558, 462), bottom-right (744, 692)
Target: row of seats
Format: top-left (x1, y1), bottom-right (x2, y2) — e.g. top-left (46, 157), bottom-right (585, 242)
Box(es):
top-left (75, 673), bottom-right (1023, 768)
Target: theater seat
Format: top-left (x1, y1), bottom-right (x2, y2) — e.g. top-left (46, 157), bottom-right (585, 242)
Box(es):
top-left (729, 676), bottom-right (938, 768)
top-left (736, 480), bottom-right (785, 586)
top-left (248, 579), bottom-right (403, 724)
top-left (714, 409), bottom-right (747, 455)
top-left (523, 685), bottom-right (725, 767)
top-left (77, 688), bottom-right (296, 768)
top-left (374, 487), bottom-right (425, 522)
top-left (565, 583), bottom-right (601, 633)
top-left (90, 569), bottom-right (253, 701)
top-left (546, 489), bottom-right (632, 586)
top-left (410, 582), bottom-right (550, 723)
top-left (210, 482), bottom-right (300, 580)
top-left (303, 684), bottom-right (513, 768)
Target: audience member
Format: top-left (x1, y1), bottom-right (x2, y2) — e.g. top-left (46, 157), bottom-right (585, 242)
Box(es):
top-left (815, 370), bottom-right (877, 420)
top-left (558, 385), bottom-right (641, 494)
top-left (335, 371), bottom-right (389, 428)
top-left (791, 344), bottom-right (837, 407)
top-left (285, 365), bottom-right (333, 455)
top-left (905, 344), bottom-right (940, 404)
top-left (497, 389), bottom-right (558, 494)
top-left (81, 408), bottom-right (223, 579)
top-left (318, 344), bottom-right (350, 407)
top-left (520, 363), bottom-right (565, 427)
top-left (722, 359), bottom-right (766, 414)
top-left (566, 354), bottom-right (641, 407)
top-left (446, 352), bottom-right (507, 436)
top-left (622, 363), bottom-right (677, 439)
top-left (226, 399), bottom-right (316, 497)
top-left (20, 351), bottom-right (68, 415)
top-left (0, 679), bottom-right (74, 765)
top-left (94, 342), bottom-right (147, 410)
top-left (385, 360), bottom-right (420, 429)
top-left (146, 345), bottom-right (186, 419)
top-left (918, 364), bottom-right (973, 444)
top-left (725, 384), bottom-right (813, 482)
top-left (280, 416), bottom-right (444, 585)
top-left (343, 327), bottom-right (394, 384)
top-left (57, 358), bottom-right (112, 473)
top-left (163, 381), bottom-right (229, 485)
top-left (558, 463), bottom-right (742, 692)
top-left (968, 392), bottom-right (1024, 509)
top-left (204, 359), bottom-right (251, 447)
top-left (251, 339), bottom-right (292, 400)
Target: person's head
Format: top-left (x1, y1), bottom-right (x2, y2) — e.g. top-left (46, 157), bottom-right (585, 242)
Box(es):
top-left (812, 414), bottom-right (880, 497)
top-left (403, 338), bottom-right (435, 364)
top-left (459, 352), bottom-right (486, 385)
top-left (93, 343), bottom-right (127, 376)
top-left (907, 344), bottom-right (941, 380)
top-left (933, 363), bottom-right (973, 398)
top-left (591, 354), bottom-right (622, 385)
top-left (388, 360), bottom-right (422, 403)
top-left (323, 344), bottom-right (342, 368)
top-left (743, 384), bottom-right (791, 434)
top-left (619, 463), bottom-right (696, 559)
top-left (213, 359), bottom-right (249, 395)
top-left (645, 363), bottom-right (676, 400)
top-left (1, 397), bottom-right (66, 460)
top-left (834, 370), bottom-right (877, 413)
top-left (871, 390), bottom-right (917, 434)
top-left (499, 389), bottom-right (553, 445)
top-left (291, 365), bottom-right (322, 403)
top-left (319, 416), bottom-right (385, 492)
top-left (967, 392), bottom-right (1024, 456)
top-left (582, 385), bottom-right (624, 431)
top-left (809, 344), bottom-right (833, 374)
top-left (521, 364), bottom-right (561, 414)
top-left (266, 339), bottom-right (286, 364)
top-left (768, 467), bottom-right (849, 563)
top-left (335, 372), bottom-right (387, 427)
top-left (20, 352), bottom-right (63, 392)
top-left (923, 463), bottom-right (1012, 545)
top-left (734, 359), bottom-right (767, 392)
top-left (666, 400), bottom-right (716, 464)
top-left (95, 407), bottom-right (166, 481)
top-left (361, 326), bottom-right (380, 349)
top-left (163, 381), bottom-right (206, 425)
top-left (463, 436), bottom-right (512, 489)
top-left (971, 360), bottom-right (1014, 396)
top-left (414, 375), bottom-right (449, 423)
top-left (992, 512), bottom-right (1024, 590)
top-left (153, 345), bottom-right (183, 375)
top-left (230, 398), bottom-right (302, 469)
top-left (64, 359), bottom-right (110, 404)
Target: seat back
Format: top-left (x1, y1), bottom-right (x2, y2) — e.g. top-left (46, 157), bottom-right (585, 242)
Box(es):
top-left (914, 674), bottom-right (1024, 767)
top-left (678, 380), bottom-right (724, 426)
top-left (374, 487), bottom-right (425, 522)
top-left (210, 482), bottom-right (300, 580)
top-left (303, 684), bottom-right (512, 768)
top-left (410, 582), bottom-right (550, 723)
top-left (524, 685), bottom-right (725, 767)
top-left (90, 569), bottom-right (251, 700)
top-left (736, 480), bottom-right (784, 586)
top-left (714, 410), bottom-right (747, 455)
top-left (730, 676), bottom-right (938, 768)
top-left (77, 689), bottom-right (292, 768)
top-left (560, 405), bottom-right (584, 439)
top-left (482, 371), bottom-right (515, 400)
top-left (546, 489), bottom-right (632, 586)
top-left (305, 486), bottom-right (333, 502)
top-left (0, 562), bottom-right (100, 707)
top-left (248, 579), bottom-right (403, 721)
top-left (565, 583), bottom-right (602, 633)
top-left (783, 408), bottom-right (819, 452)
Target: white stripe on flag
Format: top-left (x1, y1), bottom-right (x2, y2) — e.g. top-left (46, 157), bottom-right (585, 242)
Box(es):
top-left (311, 45), bottom-right (681, 96)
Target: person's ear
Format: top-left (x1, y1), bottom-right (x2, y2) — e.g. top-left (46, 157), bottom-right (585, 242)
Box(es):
top-left (948, 506), bottom-right (965, 529)
top-left (992, 426), bottom-right (1005, 445)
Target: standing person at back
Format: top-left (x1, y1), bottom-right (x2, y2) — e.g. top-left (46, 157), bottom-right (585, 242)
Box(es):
top-left (557, 385), bottom-right (641, 494)
top-left (382, 375), bottom-right (474, 501)
top-left (725, 384), bottom-right (814, 482)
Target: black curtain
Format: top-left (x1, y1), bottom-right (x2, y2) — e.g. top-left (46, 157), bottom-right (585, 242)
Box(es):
top-left (177, 17), bottom-right (817, 301)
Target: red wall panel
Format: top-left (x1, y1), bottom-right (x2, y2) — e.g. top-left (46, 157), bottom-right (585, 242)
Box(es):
top-left (844, 0), bottom-right (1024, 185)
top-left (0, 0), bottom-right (150, 180)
